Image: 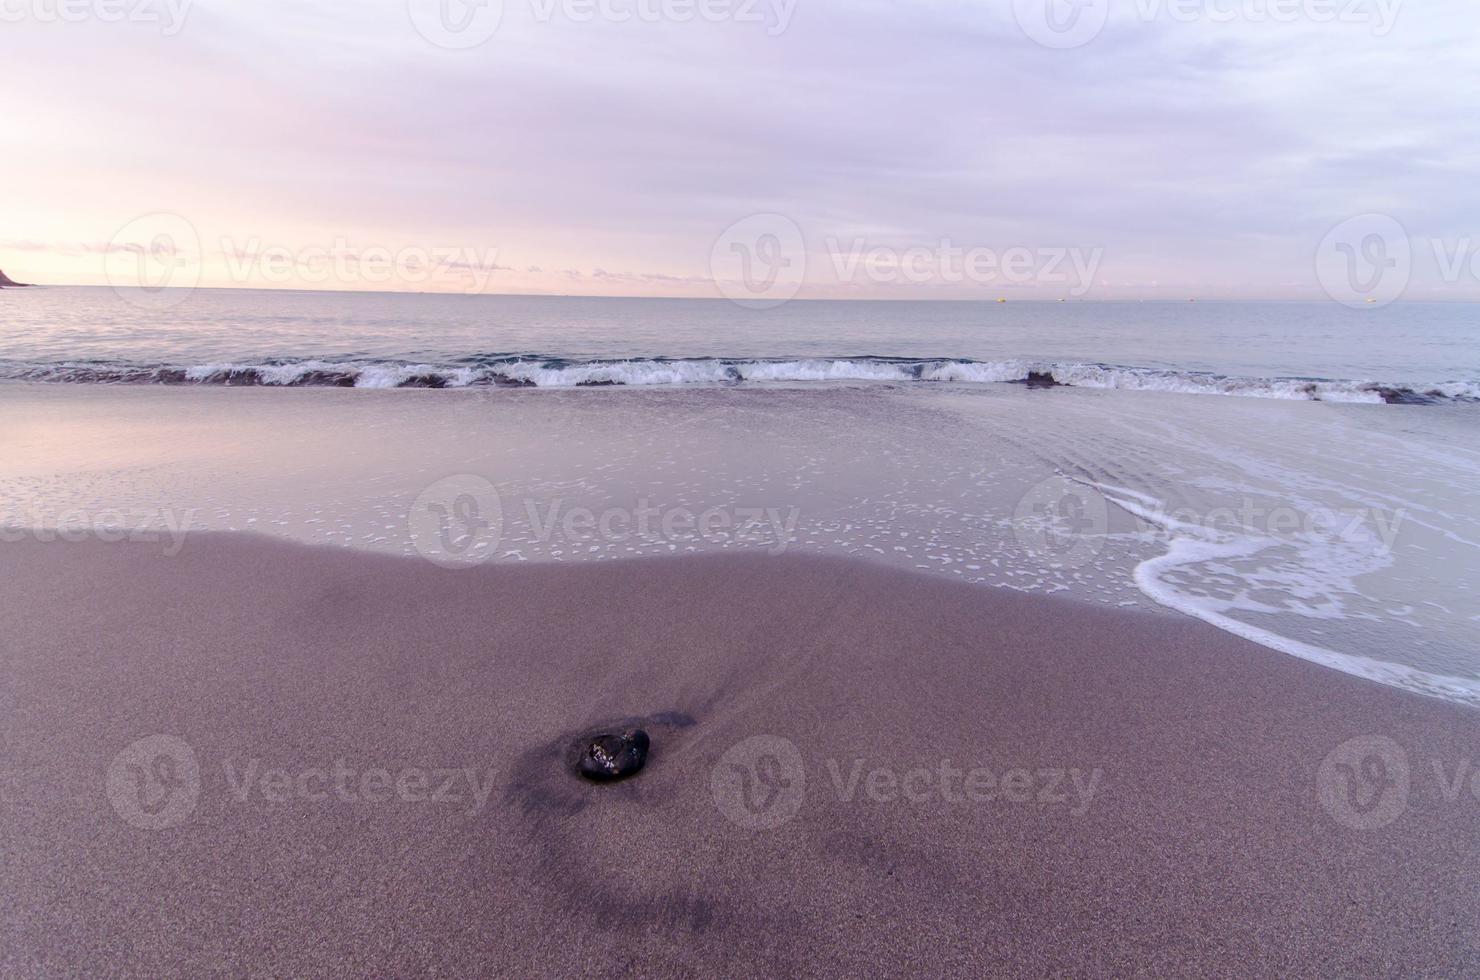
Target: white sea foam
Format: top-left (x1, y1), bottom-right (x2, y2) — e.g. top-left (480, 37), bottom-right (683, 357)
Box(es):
top-left (496, 359), bottom-right (734, 387)
top-left (918, 359), bottom-right (1034, 383)
top-left (735, 359), bottom-right (914, 383)
top-left (2, 355), bottom-right (1475, 405)
top-left (1096, 481), bottom-right (1480, 707)
top-left (1434, 380), bottom-right (1480, 400)
top-left (1051, 363), bottom-right (1389, 402)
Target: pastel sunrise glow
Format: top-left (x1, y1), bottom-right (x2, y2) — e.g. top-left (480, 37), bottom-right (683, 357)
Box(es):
top-left (5, 0), bottom-right (1480, 297)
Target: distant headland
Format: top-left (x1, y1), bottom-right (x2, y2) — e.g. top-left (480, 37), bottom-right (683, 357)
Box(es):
top-left (0, 268), bottom-right (34, 288)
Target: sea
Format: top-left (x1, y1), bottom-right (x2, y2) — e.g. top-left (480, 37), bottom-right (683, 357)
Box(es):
top-left (3, 286), bottom-right (1478, 705)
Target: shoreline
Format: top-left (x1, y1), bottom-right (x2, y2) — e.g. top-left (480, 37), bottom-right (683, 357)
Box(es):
top-left (4, 534), bottom-right (1477, 975)
top-left (3, 367), bottom-right (1478, 709)
top-left (1, 362), bottom-right (1473, 404)
top-left (8, 507), bottom-right (1480, 711)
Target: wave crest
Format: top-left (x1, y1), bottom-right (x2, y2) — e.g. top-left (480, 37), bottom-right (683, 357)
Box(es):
top-left (2, 355), bottom-right (1475, 404)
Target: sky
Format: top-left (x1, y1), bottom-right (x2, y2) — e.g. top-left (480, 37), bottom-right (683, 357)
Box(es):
top-left (4, 0), bottom-right (1480, 301)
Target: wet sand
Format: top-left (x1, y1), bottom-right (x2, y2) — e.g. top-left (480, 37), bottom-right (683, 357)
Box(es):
top-left (3, 534), bottom-right (1477, 977)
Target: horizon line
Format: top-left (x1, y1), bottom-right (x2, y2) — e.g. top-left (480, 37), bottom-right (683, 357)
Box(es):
top-left (10, 282), bottom-right (1480, 304)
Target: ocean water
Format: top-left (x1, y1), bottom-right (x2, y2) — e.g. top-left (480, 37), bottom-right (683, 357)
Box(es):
top-left (2, 287), bottom-right (1478, 401)
top-left (2, 287), bottom-right (1478, 705)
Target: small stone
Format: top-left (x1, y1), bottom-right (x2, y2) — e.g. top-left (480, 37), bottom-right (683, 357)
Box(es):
top-left (576, 729), bottom-right (650, 782)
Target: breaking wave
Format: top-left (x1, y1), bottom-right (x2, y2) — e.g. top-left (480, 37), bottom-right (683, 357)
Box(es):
top-left (2, 355), bottom-right (1476, 404)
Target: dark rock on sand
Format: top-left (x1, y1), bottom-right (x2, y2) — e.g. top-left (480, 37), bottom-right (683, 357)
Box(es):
top-left (575, 729), bottom-right (650, 782)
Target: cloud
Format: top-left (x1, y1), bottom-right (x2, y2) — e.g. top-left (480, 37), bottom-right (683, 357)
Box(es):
top-left (5, 0), bottom-right (1479, 296)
